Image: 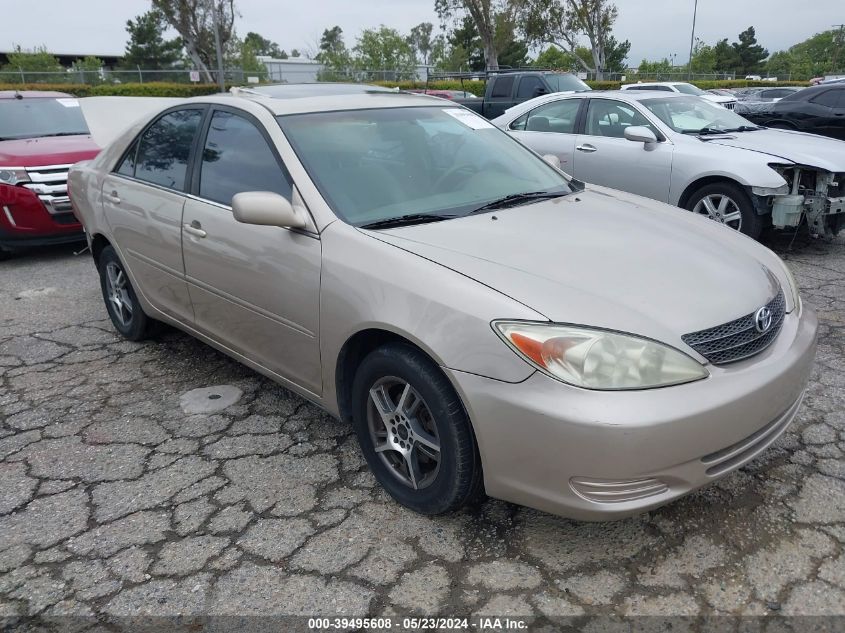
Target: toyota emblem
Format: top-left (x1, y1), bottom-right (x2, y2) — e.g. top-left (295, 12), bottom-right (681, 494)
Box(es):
top-left (754, 306), bottom-right (773, 333)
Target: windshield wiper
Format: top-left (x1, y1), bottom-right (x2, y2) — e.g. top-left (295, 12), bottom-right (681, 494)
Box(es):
top-left (680, 127), bottom-right (730, 136)
top-left (468, 190), bottom-right (570, 214)
top-left (42, 132), bottom-right (88, 137)
top-left (358, 213), bottom-right (457, 230)
top-left (721, 125), bottom-right (764, 132)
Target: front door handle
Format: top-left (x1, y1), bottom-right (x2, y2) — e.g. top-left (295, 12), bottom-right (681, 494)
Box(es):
top-left (576, 144), bottom-right (598, 153)
top-left (104, 190), bottom-right (121, 204)
top-left (183, 220), bottom-right (207, 238)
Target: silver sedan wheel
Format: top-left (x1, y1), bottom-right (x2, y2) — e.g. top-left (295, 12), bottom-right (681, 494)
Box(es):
top-left (367, 377), bottom-right (441, 490)
top-left (105, 261), bottom-right (134, 327)
top-left (692, 193), bottom-right (743, 231)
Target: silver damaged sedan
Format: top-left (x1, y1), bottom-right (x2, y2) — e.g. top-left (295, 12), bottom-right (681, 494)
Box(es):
top-left (68, 93), bottom-right (818, 520)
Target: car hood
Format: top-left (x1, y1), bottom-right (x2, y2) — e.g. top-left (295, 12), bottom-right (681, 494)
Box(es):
top-left (372, 187), bottom-right (782, 351)
top-left (0, 135), bottom-right (99, 167)
top-left (706, 129), bottom-right (845, 171)
top-left (702, 94), bottom-right (735, 103)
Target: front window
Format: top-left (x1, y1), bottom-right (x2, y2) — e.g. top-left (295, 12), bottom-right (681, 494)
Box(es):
top-left (277, 106), bottom-right (573, 226)
top-left (544, 74), bottom-right (590, 93)
top-left (0, 97), bottom-right (89, 141)
top-left (640, 96), bottom-right (756, 134)
top-left (672, 83), bottom-right (706, 96)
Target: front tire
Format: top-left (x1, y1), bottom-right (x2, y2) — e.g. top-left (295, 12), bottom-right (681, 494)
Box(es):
top-left (97, 245), bottom-right (156, 341)
top-left (686, 181), bottom-right (763, 239)
top-left (351, 343), bottom-right (483, 515)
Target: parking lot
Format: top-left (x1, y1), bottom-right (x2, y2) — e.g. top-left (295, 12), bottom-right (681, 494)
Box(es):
top-left (0, 230), bottom-right (843, 626)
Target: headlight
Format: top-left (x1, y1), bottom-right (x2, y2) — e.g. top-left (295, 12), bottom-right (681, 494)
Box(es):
top-left (494, 321), bottom-right (709, 390)
top-left (0, 169), bottom-right (30, 186)
top-left (779, 260), bottom-right (801, 315)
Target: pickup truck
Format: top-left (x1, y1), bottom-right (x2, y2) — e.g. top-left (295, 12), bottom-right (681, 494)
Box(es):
top-left (450, 71), bottom-right (591, 119)
top-left (0, 91), bottom-right (99, 257)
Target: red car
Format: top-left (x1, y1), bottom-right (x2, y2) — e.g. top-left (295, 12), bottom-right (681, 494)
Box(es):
top-left (0, 91), bottom-right (99, 256)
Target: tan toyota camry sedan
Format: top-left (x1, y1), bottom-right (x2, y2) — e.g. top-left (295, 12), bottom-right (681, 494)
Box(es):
top-left (68, 93), bottom-right (817, 520)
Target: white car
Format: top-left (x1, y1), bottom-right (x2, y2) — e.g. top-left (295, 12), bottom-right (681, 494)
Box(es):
top-left (493, 90), bottom-right (845, 239)
top-left (621, 82), bottom-right (737, 109)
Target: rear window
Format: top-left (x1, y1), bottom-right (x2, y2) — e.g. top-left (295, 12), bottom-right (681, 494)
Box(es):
top-left (545, 74), bottom-right (591, 92)
top-left (491, 76), bottom-right (515, 98)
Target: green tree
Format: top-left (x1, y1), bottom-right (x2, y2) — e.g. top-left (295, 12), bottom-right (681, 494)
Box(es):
top-left (317, 25), bottom-right (351, 72)
top-left (766, 50), bottom-right (792, 78)
top-left (712, 38), bottom-right (740, 74)
top-left (409, 22), bottom-right (435, 64)
top-left (788, 29), bottom-right (840, 78)
top-left (122, 9), bottom-right (184, 70)
top-left (519, 0), bottom-right (622, 79)
top-left (353, 26), bottom-right (417, 79)
top-left (290, 49), bottom-right (301, 58)
top-left (445, 15), bottom-right (486, 71)
top-left (152, 0), bottom-right (237, 82)
top-left (689, 38), bottom-right (716, 73)
top-left (636, 57), bottom-right (673, 77)
top-left (232, 36), bottom-right (269, 80)
top-left (534, 45), bottom-right (577, 69)
top-left (1, 46), bottom-right (64, 83)
top-left (71, 56), bottom-right (105, 84)
top-left (603, 35), bottom-right (630, 73)
top-left (732, 26), bottom-right (768, 75)
top-left (435, 0), bottom-right (509, 69)
top-left (244, 32), bottom-right (285, 58)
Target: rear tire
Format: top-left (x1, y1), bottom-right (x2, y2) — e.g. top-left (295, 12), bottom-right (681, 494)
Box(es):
top-left (686, 181), bottom-right (763, 239)
top-left (97, 245), bottom-right (157, 341)
top-left (351, 343), bottom-right (484, 515)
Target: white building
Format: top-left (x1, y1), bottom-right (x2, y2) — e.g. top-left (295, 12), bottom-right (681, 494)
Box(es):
top-left (258, 57), bottom-right (324, 83)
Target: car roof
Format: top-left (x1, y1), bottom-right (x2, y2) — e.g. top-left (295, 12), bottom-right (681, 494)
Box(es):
top-left (622, 81), bottom-right (688, 87)
top-left (0, 90), bottom-right (73, 99)
top-left (232, 83), bottom-right (396, 99)
top-left (187, 91), bottom-right (451, 115)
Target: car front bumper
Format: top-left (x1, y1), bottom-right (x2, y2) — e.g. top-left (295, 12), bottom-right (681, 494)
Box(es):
top-left (447, 307), bottom-right (818, 521)
top-left (0, 183), bottom-right (84, 249)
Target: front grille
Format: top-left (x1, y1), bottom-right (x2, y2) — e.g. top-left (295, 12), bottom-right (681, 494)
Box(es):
top-left (723, 101), bottom-right (737, 110)
top-left (682, 291), bottom-right (785, 364)
top-left (21, 164), bottom-right (73, 215)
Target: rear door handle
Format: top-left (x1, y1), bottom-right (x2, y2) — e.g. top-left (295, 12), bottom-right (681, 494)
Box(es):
top-left (104, 190), bottom-right (121, 204)
top-left (576, 144), bottom-right (597, 153)
top-left (183, 220), bottom-right (207, 238)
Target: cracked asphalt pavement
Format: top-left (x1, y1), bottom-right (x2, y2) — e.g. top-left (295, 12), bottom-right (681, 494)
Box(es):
top-left (0, 231), bottom-right (843, 629)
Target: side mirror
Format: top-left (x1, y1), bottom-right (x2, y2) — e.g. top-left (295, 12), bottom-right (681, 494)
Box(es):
top-left (542, 154), bottom-right (561, 169)
top-left (232, 191), bottom-right (307, 229)
top-left (624, 126), bottom-right (658, 145)
top-left (533, 87), bottom-right (548, 98)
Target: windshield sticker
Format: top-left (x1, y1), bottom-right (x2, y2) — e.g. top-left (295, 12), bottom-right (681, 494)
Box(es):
top-left (443, 108), bottom-right (494, 130)
top-left (56, 99), bottom-right (80, 108)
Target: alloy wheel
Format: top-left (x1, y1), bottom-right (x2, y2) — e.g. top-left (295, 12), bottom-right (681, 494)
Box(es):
top-left (366, 376), bottom-right (441, 490)
top-left (692, 194), bottom-right (743, 231)
top-left (105, 261), bottom-right (134, 327)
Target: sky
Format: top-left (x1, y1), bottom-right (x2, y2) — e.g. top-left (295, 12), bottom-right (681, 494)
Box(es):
top-left (2, 0), bottom-right (841, 65)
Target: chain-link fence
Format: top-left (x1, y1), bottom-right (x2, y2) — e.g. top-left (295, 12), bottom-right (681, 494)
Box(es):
top-left (0, 68), bottom-right (251, 85)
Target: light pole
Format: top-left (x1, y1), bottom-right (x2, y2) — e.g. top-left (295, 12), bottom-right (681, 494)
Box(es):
top-left (687, 0), bottom-right (699, 80)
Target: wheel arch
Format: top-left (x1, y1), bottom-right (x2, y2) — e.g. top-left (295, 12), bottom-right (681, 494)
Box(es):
top-left (90, 233), bottom-right (113, 264)
top-left (335, 328), bottom-right (465, 428)
top-left (677, 175), bottom-right (752, 210)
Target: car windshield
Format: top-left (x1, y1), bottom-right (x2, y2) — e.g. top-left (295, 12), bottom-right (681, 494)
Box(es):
top-left (640, 96), bottom-right (756, 133)
top-left (277, 106), bottom-right (572, 226)
top-left (545, 74), bottom-right (591, 92)
top-left (672, 83), bottom-right (706, 96)
top-left (0, 97), bottom-right (89, 140)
